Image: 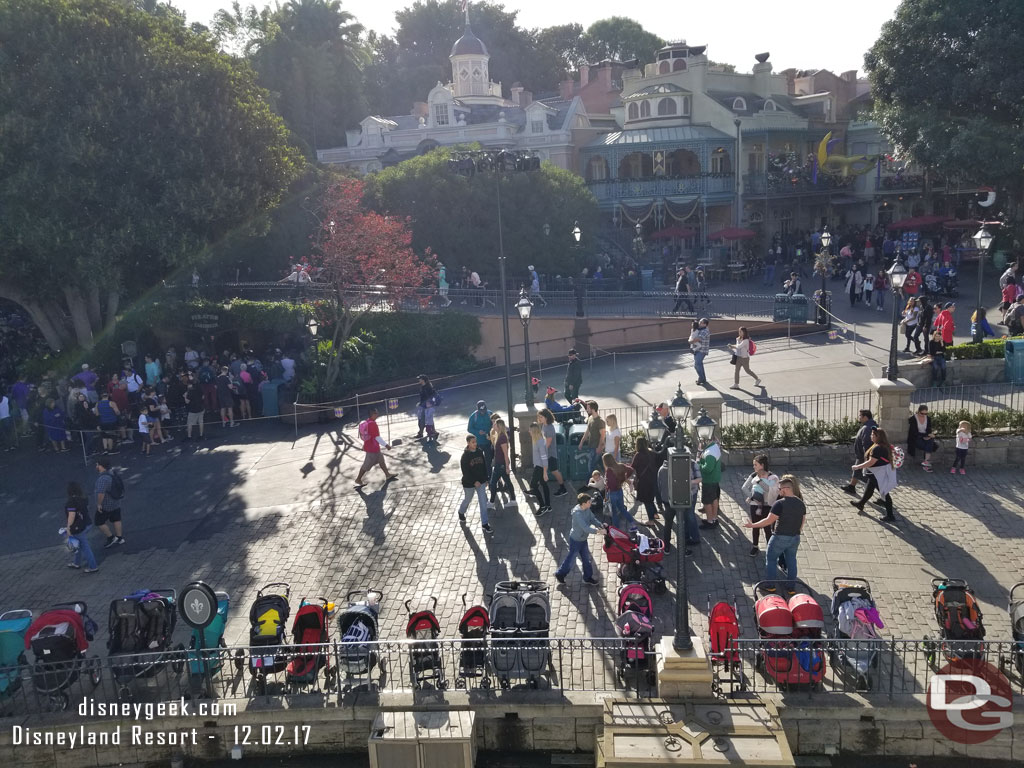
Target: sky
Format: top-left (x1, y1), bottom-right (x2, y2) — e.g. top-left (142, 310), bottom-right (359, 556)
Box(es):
top-left (176, 0), bottom-right (903, 75)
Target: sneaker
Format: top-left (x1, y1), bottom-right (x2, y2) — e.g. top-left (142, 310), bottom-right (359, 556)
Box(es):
top-left (922, 462), bottom-right (933, 473)
top-left (385, 474), bottom-right (399, 483)
top-left (555, 573), bottom-right (566, 584)
top-left (482, 524), bottom-right (494, 534)
top-left (103, 536), bottom-right (117, 549)
top-left (950, 467), bottom-right (957, 474)
top-left (554, 486), bottom-right (569, 497)
top-left (755, 379), bottom-right (763, 387)
top-left (959, 468), bottom-right (966, 475)
top-left (729, 385), bottom-right (741, 390)
top-left (354, 480), bottom-right (365, 489)
top-left (536, 506), bottom-right (551, 517)
top-left (840, 484), bottom-right (857, 495)
top-left (458, 513), bottom-right (467, 522)
top-left (67, 563), bottom-right (81, 569)
top-left (84, 567), bottom-right (99, 574)
top-left (487, 503), bottom-right (496, 511)
top-left (748, 546), bottom-right (759, 556)
top-left (698, 519), bottom-right (719, 529)
top-left (115, 537), bottom-right (125, 545)
top-left (583, 577), bottom-right (599, 586)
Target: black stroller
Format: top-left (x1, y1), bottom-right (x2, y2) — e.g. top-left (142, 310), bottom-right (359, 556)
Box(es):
top-left (456, 595), bottom-right (491, 689)
top-left (26, 603), bottom-right (101, 711)
top-left (107, 589), bottom-right (184, 701)
top-left (337, 589), bottom-right (383, 689)
top-left (1000, 582), bottom-right (1024, 677)
top-left (405, 596), bottom-right (446, 690)
top-left (237, 583), bottom-right (291, 695)
top-left (926, 578), bottom-right (985, 665)
top-left (829, 577), bottom-right (884, 690)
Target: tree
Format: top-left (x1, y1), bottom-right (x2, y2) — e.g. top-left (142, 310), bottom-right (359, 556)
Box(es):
top-left (865, 0), bottom-right (1024, 209)
top-left (311, 178), bottom-right (436, 390)
top-left (362, 148), bottom-right (600, 279)
top-left (583, 17), bottom-right (664, 66)
top-left (0, 0), bottom-right (302, 352)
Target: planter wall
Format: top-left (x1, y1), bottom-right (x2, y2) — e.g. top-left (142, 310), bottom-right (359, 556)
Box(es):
top-left (897, 356), bottom-right (1005, 388)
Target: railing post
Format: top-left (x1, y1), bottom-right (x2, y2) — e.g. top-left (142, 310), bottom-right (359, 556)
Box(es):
top-left (787, 317), bottom-right (792, 349)
top-left (853, 322), bottom-right (858, 356)
top-left (355, 393), bottom-right (360, 424)
top-left (888, 639), bottom-right (897, 699)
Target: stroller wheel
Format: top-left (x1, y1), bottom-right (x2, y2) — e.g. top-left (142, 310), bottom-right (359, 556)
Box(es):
top-left (90, 665), bottom-right (102, 688)
top-left (172, 643), bottom-right (186, 675)
top-left (59, 692), bottom-right (70, 712)
top-left (118, 686), bottom-right (132, 702)
top-left (480, 677), bottom-right (491, 690)
top-left (255, 676), bottom-right (267, 696)
top-left (529, 678), bottom-right (539, 690)
top-left (233, 649), bottom-right (245, 671)
top-left (438, 679), bottom-right (449, 691)
top-left (455, 678), bottom-right (466, 689)
top-left (500, 678), bottom-right (510, 690)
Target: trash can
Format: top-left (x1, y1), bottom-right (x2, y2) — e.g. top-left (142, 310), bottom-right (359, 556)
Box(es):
top-left (773, 294), bottom-right (791, 322)
top-left (261, 378), bottom-right (283, 417)
top-left (568, 423), bottom-right (591, 483)
top-left (556, 422), bottom-right (570, 470)
top-left (641, 269), bottom-right (654, 292)
top-left (789, 293), bottom-right (809, 323)
top-left (1007, 339), bottom-right (1024, 384)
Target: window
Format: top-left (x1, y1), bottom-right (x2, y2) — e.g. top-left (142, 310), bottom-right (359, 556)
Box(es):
top-left (459, 68), bottom-right (469, 80)
top-left (531, 120), bottom-right (544, 134)
top-left (763, 99), bottom-right (777, 111)
top-left (659, 60), bottom-right (670, 74)
top-left (672, 59), bottom-right (687, 72)
top-left (640, 100), bottom-right (651, 118)
top-left (732, 97), bottom-right (746, 111)
top-left (587, 155), bottom-right (608, 181)
top-left (681, 96), bottom-right (691, 116)
top-left (433, 104), bottom-right (449, 126)
top-left (748, 143), bottom-right (764, 173)
top-left (628, 102), bottom-right (639, 120)
top-left (657, 98), bottom-right (677, 116)
top-left (710, 152), bottom-right (730, 174)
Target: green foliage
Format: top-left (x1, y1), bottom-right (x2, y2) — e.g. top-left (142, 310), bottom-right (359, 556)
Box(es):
top-left (619, 428), bottom-right (647, 458)
top-left (720, 417), bottom-right (862, 448)
top-left (927, 408), bottom-right (1024, 438)
top-left (946, 337), bottom-right (1020, 359)
top-left (792, 419), bottom-right (824, 446)
top-left (363, 147), bottom-right (599, 278)
top-left (352, 312), bottom-right (482, 385)
top-left (584, 16), bottom-right (664, 65)
top-left (826, 418), bottom-right (861, 445)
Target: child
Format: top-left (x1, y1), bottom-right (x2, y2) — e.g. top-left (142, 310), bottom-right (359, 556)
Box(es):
top-left (554, 493), bottom-right (603, 586)
top-left (137, 408), bottom-right (152, 456)
top-left (952, 421), bottom-right (971, 475)
top-left (863, 272), bottom-right (874, 306)
top-left (586, 470), bottom-right (606, 515)
top-left (604, 413), bottom-right (621, 462)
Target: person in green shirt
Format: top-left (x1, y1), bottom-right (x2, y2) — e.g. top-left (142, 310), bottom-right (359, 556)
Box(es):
top-left (698, 438), bottom-right (722, 528)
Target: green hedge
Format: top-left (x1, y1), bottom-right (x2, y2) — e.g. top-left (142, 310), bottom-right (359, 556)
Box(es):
top-left (720, 418), bottom-right (861, 449)
top-left (928, 408), bottom-right (1024, 437)
top-left (947, 336), bottom-right (1023, 359)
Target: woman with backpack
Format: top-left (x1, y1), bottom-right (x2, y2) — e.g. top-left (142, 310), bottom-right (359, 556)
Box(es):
top-left (64, 481), bottom-right (98, 572)
top-left (628, 437), bottom-right (661, 523)
top-left (850, 427), bottom-right (897, 522)
top-left (729, 327), bottom-right (762, 390)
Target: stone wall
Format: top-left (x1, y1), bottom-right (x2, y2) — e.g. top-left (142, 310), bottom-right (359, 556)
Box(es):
top-left (897, 356), bottom-right (1006, 388)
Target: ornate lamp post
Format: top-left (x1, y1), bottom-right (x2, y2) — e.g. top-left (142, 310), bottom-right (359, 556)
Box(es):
top-left (972, 226), bottom-right (993, 344)
top-left (572, 221), bottom-right (582, 246)
top-left (516, 289), bottom-right (534, 406)
top-left (306, 316), bottom-right (323, 409)
top-left (817, 227), bottom-right (832, 327)
top-left (886, 260), bottom-right (908, 381)
top-left (632, 220), bottom-right (645, 262)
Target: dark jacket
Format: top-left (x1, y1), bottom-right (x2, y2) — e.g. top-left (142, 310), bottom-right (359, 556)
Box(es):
top-left (460, 448), bottom-right (488, 488)
top-left (629, 449), bottom-right (662, 504)
top-left (853, 418), bottom-right (877, 459)
top-left (565, 358), bottom-right (582, 388)
top-left (906, 413), bottom-right (933, 457)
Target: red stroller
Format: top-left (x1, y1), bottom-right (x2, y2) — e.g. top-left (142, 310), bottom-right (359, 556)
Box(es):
top-left (285, 599), bottom-right (333, 692)
top-left (405, 597), bottom-right (446, 690)
top-left (615, 582), bottom-right (656, 686)
top-left (455, 594), bottom-right (490, 689)
top-left (707, 597), bottom-right (743, 694)
top-left (603, 525), bottom-right (666, 594)
top-left (752, 581), bottom-right (826, 690)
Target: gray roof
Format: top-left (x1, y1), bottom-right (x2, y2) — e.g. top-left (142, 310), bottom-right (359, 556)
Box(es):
top-left (585, 125), bottom-right (733, 147)
top-left (707, 90), bottom-right (793, 116)
top-left (536, 98), bottom-right (573, 130)
top-left (625, 83), bottom-right (689, 99)
top-left (451, 24), bottom-right (487, 56)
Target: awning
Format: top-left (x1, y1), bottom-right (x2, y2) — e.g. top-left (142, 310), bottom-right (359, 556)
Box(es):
top-left (650, 225), bottom-right (696, 240)
top-left (709, 227), bottom-right (756, 241)
top-left (886, 214), bottom-right (952, 231)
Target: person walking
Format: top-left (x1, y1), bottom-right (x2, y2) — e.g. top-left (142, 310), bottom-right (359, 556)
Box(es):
top-left (875, 269), bottom-right (888, 311)
top-left (137, 407), bottom-right (153, 457)
top-left (902, 298), bottom-right (922, 355)
top-left (438, 263), bottom-right (452, 308)
top-left (528, 423), bottom-right (551, 516)
top-left (744, 476), bottom-right (806, 592)
top-left (688, 318), bottom-right (711, 386)
top-left (671, 267), bottom-right (694, 314)
top-left (216, 366), bottom-right (236, 428)
top-left (629, 437), bottom-right (661, 523)
top-left (94, 392), bottom-right (121, 455)
top-left (916, 301), bottom-right (935, 356)
top-left (952, 420), bottom-right (971, 475)
top-left (528, 265), bottom-right (547, 307)
top-left (841, 409), bottom-right (877, 495)
top-left (603, 453), bottom-right (636, 530)
top-left (457, 435), bottom-right (492, 533)
top-left (537, 408), bottom-right (568, 496)
top-left (742, 454), bottom-right (780, 556)
top-left (936, 302), bottom-right (956, 345)
top-left (467, 400), bottom-right (494, 475)
top-left (93, 457), bottom-right (125, 548)
top-left (604, 413), bottom-right (621, 462)
top-left (488, 418), bottom-right (517, 507)
top-left (729, 327), bottom-right (762, 390)
top-left (43, 398), bottom-right (69, 453)
top-left (416, 374), bottom-right (438, 440)
top-left (184, 374), bottom-right (205, 441)
top-left (851, 427), bottom-right (897, 521)
top-left (564, 349), bottom-right (583, 403)
top-left (906, 404), bottom-right (936, 472)
top-left (554, 493), bottom-right (603, 586)
top-left (63, 482), bottom-right (99, 572)
top-left (579, 401), bottom-right (606, 474)
top-left (354, 408), bottom-right (398, 487)
top-left (698, 434), bottom-right (723, 528)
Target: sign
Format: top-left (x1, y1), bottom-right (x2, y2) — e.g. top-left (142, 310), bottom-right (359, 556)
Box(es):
top-left (334, 407), bottom-right (345, 419)
top-left (387, 398), bottom-right (399, 411)
top-left (190, 313), bottom-right (220, 330)
top-left (927, 659), bottom-right (1013, 744)
top-left (179, 581), bottom-right (218, 630)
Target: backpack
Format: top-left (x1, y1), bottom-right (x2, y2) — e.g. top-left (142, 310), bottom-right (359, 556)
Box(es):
top-left (748, 340), bottom-right (757, 356)
top-left (108, 470), bottom-right (126, 500)
top-left (357, 420), bottom-right (371, 441)
top-left (891, 445), bottom-right (905, 470)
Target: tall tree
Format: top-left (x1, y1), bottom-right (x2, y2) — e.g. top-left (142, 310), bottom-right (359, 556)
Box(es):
top-left (583, 17), bottom-right (664, 65)
top-left (865, 0), bottom-right (1024, 210)
top-left (0, 0), bottom-right (302, 351)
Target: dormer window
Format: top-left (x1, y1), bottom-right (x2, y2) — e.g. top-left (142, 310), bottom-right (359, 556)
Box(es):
top-left (658, 60), bottom-right (670, 74)
top-left (732, 97), bottom-right (746, 111)
top-left (672, 59), bottom-right (686, 72)
top-left (628, 102), bottom-right (639, 120)
top-left (531, 119), bottom-right (544, 134)
top-left (764, 99), bottom-right (778, 111)
top-left (433, 103), bottom-right (450, 126)
top-left (657, 98), bottom-right (677, 116)
top-left (640, 100), bottom-right (651, 118)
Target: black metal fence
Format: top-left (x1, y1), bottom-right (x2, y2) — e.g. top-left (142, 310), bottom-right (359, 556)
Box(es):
top-left (911, 383), bottom-right (1023, 415)
top-left (720, 390), bottom-right (875, 430)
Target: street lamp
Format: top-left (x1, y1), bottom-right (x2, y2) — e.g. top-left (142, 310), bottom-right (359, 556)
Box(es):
top-left (516, 289), bottom-right (534, 406)
top-left (693, 407), bottom-right (716, 445)
top-left (306, 316), bottom-right (323, 410)
top-left (972, 226), bottom-right (994, 343)
top-left (632, 220), bottom-right (645, 265)
top-left (817, 227), bottom-right (832, 327)
top-left (886, 260), bottom-right (908, 381)
top-left (572, 221), bottom-right (582, 245)
top-left (645, 410), bottom-right (667, 445)
top-left (669, 384), bottom-right (692, 427)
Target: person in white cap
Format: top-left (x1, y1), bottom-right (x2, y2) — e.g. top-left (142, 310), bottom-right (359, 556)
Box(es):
top-left (528, 265), bottom-right (547, 307)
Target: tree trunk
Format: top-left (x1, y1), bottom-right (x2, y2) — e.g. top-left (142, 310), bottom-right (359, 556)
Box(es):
top-left (63, 286), bottom-right (95, 349)
top-left (104, 290), bottom-right (120, 333)
top-left (86, 284), bottom-right (102, 331)
top-left (0, 283), bottom-right (71, 351)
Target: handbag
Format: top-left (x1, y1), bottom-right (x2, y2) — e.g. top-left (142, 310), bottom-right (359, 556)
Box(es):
top-left (730, 354), bottom-right (738, 365)
top-left (898, 318), bottom-right (907, 334)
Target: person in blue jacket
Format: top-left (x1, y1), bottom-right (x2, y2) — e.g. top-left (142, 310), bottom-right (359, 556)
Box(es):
top-left (467, 400), bottom-right (494, 475)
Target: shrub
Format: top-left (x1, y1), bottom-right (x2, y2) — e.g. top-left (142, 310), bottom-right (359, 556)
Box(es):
top-left (946, 336), bottom-right (1022, 359)
top-left (792, 419), bottom-right (824, 445)
top-left (619, 428), bottom-right (647, 457)
top-left (824, 417), bottom-right (860, 444)
top-left (777, 423), bottom-right (796, 447)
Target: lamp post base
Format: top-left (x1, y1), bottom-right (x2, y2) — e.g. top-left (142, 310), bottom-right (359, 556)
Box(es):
top-left (657, 636), bottom-right (713, 699)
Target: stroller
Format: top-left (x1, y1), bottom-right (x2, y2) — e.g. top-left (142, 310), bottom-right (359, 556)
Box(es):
top-left (707, 597), bottom-right (742, 694)
top-left (1000, 582), bottom-right (1024, 677)
top-left (456, 595), bottom-right (490, 689)
top-left (108, 589), bottom-right (183, 700)
top-left (752, 581), bottom-right (826, 690)
top-left (337, 589), bottom-right (383, 688)
top-left (490, 581), bottom-right (550, 689)
top-left (927, 578), bottom-right (985, 665)
top-left (187, 591), bottom-right (229, 677)
top-left (286, 599), bottom-right (333, 692)
top-left (603, 525), bottom-right (667, 594)
top-left (0, 610), bottom-right (32, 709)
top-left (25, 603), bottom-right (101, 711)
top-left (405, 597), bottom-right (446, 690)
top-left (830, 577), bottom-right (884, 690)
top-left (615, 583), bottom-right (656, 686)
top-left (239, 583), bottom-right (291, 695)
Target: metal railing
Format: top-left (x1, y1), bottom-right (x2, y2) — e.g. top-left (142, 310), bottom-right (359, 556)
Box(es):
top-left (713, 638), bottom-right (1023, 699)
top-left (720, 390), bottom-right (875, 429)
top-left (911, 382), bottom-right (1023, 415)
top-left (0, 638), bottom-right (657, 718)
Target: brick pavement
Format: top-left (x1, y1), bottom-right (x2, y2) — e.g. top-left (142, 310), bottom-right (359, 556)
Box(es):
top-left (2, 424), bottom-right (1022, 656)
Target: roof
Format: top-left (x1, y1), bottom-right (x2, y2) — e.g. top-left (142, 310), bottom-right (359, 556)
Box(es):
top-left (535, 98), bottom-right (573, 130)
top-left (584, 125), bottom-right (733, 147)
top-left (625, 83), bottom-right (689, 100)
top-left (451, 24), bottom-right (487, 57)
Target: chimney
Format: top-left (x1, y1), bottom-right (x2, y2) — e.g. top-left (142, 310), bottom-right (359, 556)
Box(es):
top-left (510, 83), bottom-right (524, 106)
top-left (780, 67), bottom-right (797, 95)
top-left (580, 64), bottom-right (591, 88)
top-left (559, 78), bottom-right (575, 100)
top-left (753, 52), bottom-right (772, 98)
top-left (841, 69), bottom-right (858, 83)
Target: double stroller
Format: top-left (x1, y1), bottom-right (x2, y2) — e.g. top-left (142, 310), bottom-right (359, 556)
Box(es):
top-left (25, 602), bottom-right (101, 711)
top-left (286, 599), bottom-right (334, 692)
top-left (753, 581), bottom-right (827, 690)
top-left (0, 610), bottom-right (32, 711)
top-left (405, 597), bottom-right (446, 689)
top-left (490, 581), bottom-right (550, 689)
top-left (830, 577), bottom-right (884, 690)
top-left (1000, 582), bottom-right (1024, 677)
top-left (337, 589), bottom-right (383, 689)
top-left (603, 525), bottom-right (666, 595)
top-left (107, 589), bottom-right (184, 701)
top-left (926, 578), bottom-right (985, 665)
top-left (614, 583), bottom-right (656, 686)
top-left (456, 595), bottom-right (491, 689)
top-left (239, 583), bottom-right (291, 695)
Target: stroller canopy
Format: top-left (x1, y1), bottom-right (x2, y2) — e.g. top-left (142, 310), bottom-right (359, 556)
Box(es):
top-left (25, 610), bottom-right (89, 653)
top-left (458, 605), bottom-right (490, 637)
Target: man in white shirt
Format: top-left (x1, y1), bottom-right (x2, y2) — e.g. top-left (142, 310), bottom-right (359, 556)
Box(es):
top-left (281, 354), bottom-right (296, 381)
top-left (0, 394), bottom-right (14, 451)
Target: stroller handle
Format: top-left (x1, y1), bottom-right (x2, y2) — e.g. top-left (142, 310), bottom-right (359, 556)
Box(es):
top-left (258, 583), bottom-right (291, 599)
top-left (494, 580), bottom-right (548, 593)
top-left (51, 601), bottom-right (88, 615)
top-left (150, 589), bottom-right (177, 602)
top-left (1008, 582), bottom-right (1024, 604)
top-left (0, 609), bottom-right (32, 622)
top-left (752, 580), bottom-right (813, 600)
top-left (832, 577), bottom-right (872, 592)
top-left (404, 596), bottom-right (438, 615)
top-left (932, 577), bottom-right (970, 590)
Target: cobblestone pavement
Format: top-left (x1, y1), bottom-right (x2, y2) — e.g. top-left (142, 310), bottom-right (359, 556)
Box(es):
top-left (1, 422), bottom-right (1022, 656)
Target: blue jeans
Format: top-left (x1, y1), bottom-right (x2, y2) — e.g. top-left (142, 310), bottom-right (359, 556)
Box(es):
top-left (458, 485), bottom-right (489, 525)
top-left (556, 537), bottom-right (594, 581)
top-left (589, 449), bottom-right (603, 475)
top-left (684, 497), bottom-right (701, 544)
top-left (693, 351), bottom-right (707, 383)
top-left (608, 489), bottom-right (637, 530)
top-left (489, 462), bottom-right (514, 499)
top-left (763, 264), bottom-right (775, 286)
top-left (876, 289), bottom-right (885, 308)
top-left (71, 526), bottom-right (98, 570)
top-left (931, 356), bottom-right (946, 386)
top-left (765, 534), bottom-right (800, 588)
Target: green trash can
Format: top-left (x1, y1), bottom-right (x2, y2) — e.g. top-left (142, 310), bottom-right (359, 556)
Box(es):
top-left (556, 422), bottom-right (570, 470)
top-left (773, 294), bottom-right (791, 322)
top-left (261, 379), bottom-right (282, 417)
top-left (641, 269), bottom-right (654, 292)
top-left (790, 293), bottom-right (808, 323)
top-left (568, 423), bottom-right (591, 483)
top-left (1006, 339), bottom-right (1024, 384)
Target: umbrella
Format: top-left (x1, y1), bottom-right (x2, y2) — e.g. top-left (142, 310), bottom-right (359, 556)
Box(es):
top-left (650, 225), bottom-right (696, 240)
top-left (709, 227), bottom-right (756, 241)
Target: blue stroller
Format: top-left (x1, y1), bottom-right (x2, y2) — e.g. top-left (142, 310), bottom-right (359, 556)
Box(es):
top-left (0, 610), bottom-right (32, 711)
top-left (186, 592), bottom-right (230, 697)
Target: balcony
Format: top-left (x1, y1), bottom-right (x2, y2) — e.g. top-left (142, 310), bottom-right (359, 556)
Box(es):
top-left (875, 173), bottom-right (947, 193)
top-left (587, 174), bottom-right (734, 201)
top-left (743, 172), bottom-right (855, 197)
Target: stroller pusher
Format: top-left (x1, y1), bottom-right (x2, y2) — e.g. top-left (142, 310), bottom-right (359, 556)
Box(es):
top-left (456, 594), bottom-right (491, 689)
top-left (107, 589), bottom-right (184, 702)
top-left (926, 578), bottom-right (985, 665)
top-left (999, 582), bottom-right (1024, 677)
top-left (830, 577), bottom-right (884, 691)
top-left (615, 582), bottom-right (656, 687)
top-left (0, 610), bottom-right (32, 713)
top-left (752, 581), bottom-right (827, 690)
top-left (707, 596), bottom-right (743, 695)
top-left (26, 602), bottom-right (101, 711)
top-left (285, 599), bottom-right (335, 692)
top-left (489, 581), bottom-right (550, 689)
top-left (337, 589), bottom-right (383, 690)
top-left (235, 583), bottom-right (291, 695)
top-left (405, 597), bottom-right (447, 690)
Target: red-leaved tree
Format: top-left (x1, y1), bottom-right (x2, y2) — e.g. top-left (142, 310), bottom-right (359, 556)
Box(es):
top-left (312, 177), bottom-right (435, 389)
